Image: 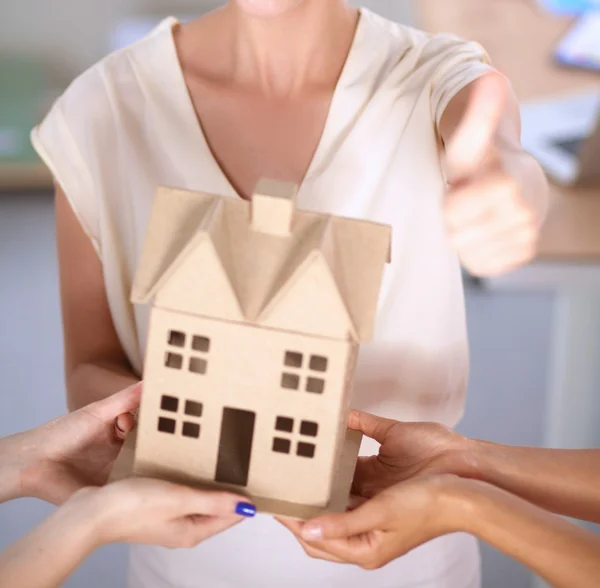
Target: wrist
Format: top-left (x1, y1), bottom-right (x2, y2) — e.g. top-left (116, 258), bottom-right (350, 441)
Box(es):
top-left (20, 457), bottom-right (50, 502)
top-left (75, 484), bottom-right (129, 545)
top-left (436, 476), bottom-right (486, 536)
top-left (60, 487), bottom-right (113, 550)
top-left (0, 432), bottom-right (41, 502)
top-left (467, 438), bottom-right (503, 485)
top-left (433, 431), bottom-right (482, 481)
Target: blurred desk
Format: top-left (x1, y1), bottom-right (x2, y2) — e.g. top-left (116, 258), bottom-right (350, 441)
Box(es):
top-left (418, 0), bottom-right (600, 261)
top-left (0, 164), bottom-right (52, 191)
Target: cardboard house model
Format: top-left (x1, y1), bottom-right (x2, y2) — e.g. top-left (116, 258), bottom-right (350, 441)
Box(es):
top-left (114, 179), bottom-right (391, 519)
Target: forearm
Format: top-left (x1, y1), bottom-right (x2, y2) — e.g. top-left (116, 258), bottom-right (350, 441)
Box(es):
top-left (470, 441), bottom-right (600, 523)
top-left (452, 479), bottom-right (600, 588)
top-left (0, 492), bottom-right (102, 588)
top-left (67, 358), bottom-right (139, 410)
top-left (0, 434), bottom-right (28, 504)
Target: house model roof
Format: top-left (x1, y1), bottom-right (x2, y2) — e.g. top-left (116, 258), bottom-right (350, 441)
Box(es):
top-left (132, 180), bottom-right (392, 342)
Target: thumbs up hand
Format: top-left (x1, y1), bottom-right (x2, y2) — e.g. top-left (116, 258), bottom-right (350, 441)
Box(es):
top-left (443, 73), bottom-right (546, 277)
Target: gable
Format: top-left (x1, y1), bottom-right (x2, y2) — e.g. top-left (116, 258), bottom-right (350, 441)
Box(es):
top-left (258, 252), bottom-right (357, 339)
top-left (131, 187), bottom-right (219, 304)
top-left (256, 217), bottom-right (390, 341)
top-left (155, 236), bottom-right (244, 321)
top-left (131, 184), bottom-right (391, 341)
top-left (224, 209), bottom-right (330, 322)
top-left (214, 200), bottom-right (291, 322)
top-left (323, 220), bottom-right (392, 341)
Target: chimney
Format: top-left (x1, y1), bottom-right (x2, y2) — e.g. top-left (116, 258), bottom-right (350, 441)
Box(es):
top-left (251, 178), bottom-right (298, 237)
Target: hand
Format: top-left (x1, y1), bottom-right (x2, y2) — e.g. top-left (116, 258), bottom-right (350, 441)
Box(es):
top-left (73, 478), bottom-right (255, 549)
top-left (348, 411), bottom-right (475, 499)
top-left (18, 384), bottom-right (141, 504)
top-left (279, 475), bottom-right (465, 569)
top-left (443, 73), bottom-right (540, 277)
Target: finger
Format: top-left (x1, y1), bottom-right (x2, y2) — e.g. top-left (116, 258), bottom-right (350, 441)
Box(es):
top-left (179, 488), bottom-right (256, 519)
top-left (123, 478), bottom-right (256, 519)
top-left (114, 412), bottom-right (135, 440)
top-left (301, 496), bottom-right (389, 541)
top-left (450, 218), bottom-right (536, 252)
top-left (315, 531), bottom-right (407, 571)
top-left (462, 244), bottom-right (537, 277)
top-left (168, 514), bottom-right (243, 548)
top-left (89, 383), bottom-right (143, 423)
top-left (352, 457), bottom-right (388, 497)
top-left (276, 517), bottom-right (345, 562)
top-left (348, 411), bottom-right (400, 445)
top-left (460, 229), bottom-right (538, 266)
top-left (301, 535), bottom-right (379, 567)
top-left (462, 242), bottom-right (537, 277)
top-left (276, 516), bottom-right (304, 536)
top-left (445, 73), bottom-right (508, 177)
top-left (444, 173), bottom-right (521, 231)
top-left (295, 537), bottom-right (346, 563)
top-left (184, 514), bottom-right (245, 544)
top-left (348, 494), bottom-right (368, 510)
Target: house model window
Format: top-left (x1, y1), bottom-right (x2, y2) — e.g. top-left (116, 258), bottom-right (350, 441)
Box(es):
top-left (124, 178), bottom-right (392, 518)
top-left (281, 350), bottom-right (328, 394)
top-left (272, 415), bottom-right (319, 459)
top-left (165, 329), bottom-right (210, 375)
top-left (157, 394), bottom-right (203, 439)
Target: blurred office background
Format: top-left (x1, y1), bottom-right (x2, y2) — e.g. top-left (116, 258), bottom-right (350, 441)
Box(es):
top-left (1, 1), bottom-right (599, 587)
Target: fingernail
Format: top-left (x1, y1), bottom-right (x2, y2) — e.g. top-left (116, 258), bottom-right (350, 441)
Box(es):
top-left (235, 502), bottom-right (256, 517)
top-left (302, 524), bottom-right (323, 541)
top-left (115, 419), bottom-right (125, 433)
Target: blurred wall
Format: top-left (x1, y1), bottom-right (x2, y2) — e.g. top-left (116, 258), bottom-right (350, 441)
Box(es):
top-left (0, 3), bottom-right (557, 588)
top-left (0, 0), bottom-right (414, 76)
top-left (0, 0), bottom-right (218, 75)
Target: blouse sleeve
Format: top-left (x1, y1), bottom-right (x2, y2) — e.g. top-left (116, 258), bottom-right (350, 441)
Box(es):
top-left (30, 71), bottom-right (103, 256)
top-left (420, 34), bottom-right (494, 129)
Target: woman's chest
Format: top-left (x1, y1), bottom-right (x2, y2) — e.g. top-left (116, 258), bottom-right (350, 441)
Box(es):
top-left (124, 82), bottom-right (444, 238)
top-left (186, 83), bottom-right (335, 200)
top-left (125, 87), bottom-right (452, 370)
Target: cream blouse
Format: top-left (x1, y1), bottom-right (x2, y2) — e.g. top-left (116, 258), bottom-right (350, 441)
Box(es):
top-left (32, 8), bottom-right (491, 588)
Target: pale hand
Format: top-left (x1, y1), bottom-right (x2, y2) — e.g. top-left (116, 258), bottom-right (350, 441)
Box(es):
top-left (17, 384), bottom-right (141, 505)
top-left (74, 478), bottom-right (254, 549)
top-left (444, 73), bottom-right (540, 277)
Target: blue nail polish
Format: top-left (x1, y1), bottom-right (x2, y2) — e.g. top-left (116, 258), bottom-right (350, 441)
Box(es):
top-left (235, 502), bottom-right (256, 517)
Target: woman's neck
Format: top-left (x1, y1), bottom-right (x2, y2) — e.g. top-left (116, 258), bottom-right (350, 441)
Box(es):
top-left (215, 0), bottom-right (359, 95)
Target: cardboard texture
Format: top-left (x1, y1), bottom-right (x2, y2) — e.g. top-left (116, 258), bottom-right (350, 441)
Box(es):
top-left (110, 425), bottom-right (363, 519)
top-left (115, 179), bottom-right (391, 518)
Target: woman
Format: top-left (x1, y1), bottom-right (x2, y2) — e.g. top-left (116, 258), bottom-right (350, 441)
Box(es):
top-left (0, 385), bottom-right (255, 588)
top-left (31, 1), bottom-right (548, 586)
top-left (282, 411), bottom-right (600, 588)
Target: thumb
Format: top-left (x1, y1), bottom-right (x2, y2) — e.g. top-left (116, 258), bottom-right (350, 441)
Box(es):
top-left (114, 412), bottom-right (136, 440)
top-left (352, 456), bottom-right (387, 497)
top-left (178, 487), bottom-right (256, 519)
top-left (445, 72), bottom-right (507, 178)
top-left (88, 382), bottom-right (142, 423)
top-left (301, 495), bottom-right (389, 541)
top-left (349, 410), bottom-right (399, 445)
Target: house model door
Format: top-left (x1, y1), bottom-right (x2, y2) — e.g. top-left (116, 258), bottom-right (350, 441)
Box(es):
top-left (215, 407), bottom-right (256, 487)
